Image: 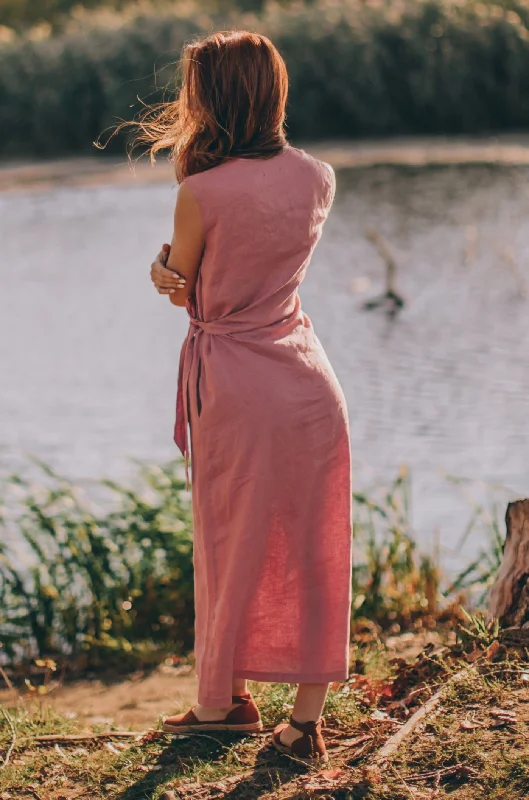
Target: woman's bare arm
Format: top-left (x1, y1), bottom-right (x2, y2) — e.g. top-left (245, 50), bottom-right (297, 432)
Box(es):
top-left (149, 183), bottom-right (204, 302)
top-left (164, 183), bottom-right (204, 307)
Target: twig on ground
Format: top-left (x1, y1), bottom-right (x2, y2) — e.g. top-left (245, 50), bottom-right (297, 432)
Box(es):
top-left (32, 731), bottom-right (146, 745)
top-left (431, 769), bottom-right (441, 799)
top-left (405, 763), bottom-right (479, 783)
top-left (329, 733), bottom-right (372, 750)
top-left (389, 763), bottom-right (417, 799)
top-left (1, 708), bottom-right (17, 770)
top-left (0, 668), bottom-right (14, 693)
top-left (375, 690), bottom-right (444, 762)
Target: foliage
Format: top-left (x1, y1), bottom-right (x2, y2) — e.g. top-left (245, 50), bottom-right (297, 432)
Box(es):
top-left (0, 460), bottom-right (195, 669)
top-left (457, 607), bottom-right (500, 648)
top-left (0, 0), bottom-right (274, 32)
top-left (352, 466), bottom-right (441, 627)
top-left (3, 2), bottom-right (529, 156)
top-left (0, 458), bottom-right (502, 671)
top-left (0, 0), bottom-right (117, 31)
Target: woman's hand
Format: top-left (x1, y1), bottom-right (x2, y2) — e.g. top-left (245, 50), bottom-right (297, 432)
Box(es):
top-left (150, 244), bottom-right (187, 295)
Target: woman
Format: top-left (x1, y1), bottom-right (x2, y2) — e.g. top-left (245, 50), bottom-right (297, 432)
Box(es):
top-left (147, 31), bottom-right (352, 762)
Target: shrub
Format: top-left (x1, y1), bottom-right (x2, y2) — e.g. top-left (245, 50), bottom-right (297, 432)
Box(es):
top-left (2, 2), bottom-right (529, 157)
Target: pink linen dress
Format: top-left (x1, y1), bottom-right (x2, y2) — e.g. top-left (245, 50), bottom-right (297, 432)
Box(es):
top-left (174, 145), bottom-right (352, 707)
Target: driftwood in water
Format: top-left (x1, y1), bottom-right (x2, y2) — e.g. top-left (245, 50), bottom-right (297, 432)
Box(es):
top-left (489, 499), bottom-right (529, 628)
top-left (363, 228), bottom-right (405, 316)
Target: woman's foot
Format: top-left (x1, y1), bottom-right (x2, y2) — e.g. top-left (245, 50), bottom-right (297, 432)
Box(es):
top-left (272, 716), bottom-right (328, 762)
top-left (163, 692), bottom-right (263, 733)
top-left (190, 702), bottom-right (239, 722)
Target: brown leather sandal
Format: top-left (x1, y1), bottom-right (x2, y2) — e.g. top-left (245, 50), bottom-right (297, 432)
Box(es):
top-left (162, 692), bottom-right (263, 734)
top-left (272, 715), bottom-right (328, 762)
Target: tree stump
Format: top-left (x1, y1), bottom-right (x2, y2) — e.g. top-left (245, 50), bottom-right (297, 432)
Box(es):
top-left (489, 499), bottom-right (529, 628)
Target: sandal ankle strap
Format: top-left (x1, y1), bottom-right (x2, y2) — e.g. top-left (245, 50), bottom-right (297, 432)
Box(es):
top-left (289, 715), bottom-right (324, 734)
top-left (232, 693), bottom-right (252, 704)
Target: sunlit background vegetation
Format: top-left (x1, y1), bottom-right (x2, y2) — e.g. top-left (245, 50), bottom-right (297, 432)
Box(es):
top-left (3, 1), bottom-right (529, 155)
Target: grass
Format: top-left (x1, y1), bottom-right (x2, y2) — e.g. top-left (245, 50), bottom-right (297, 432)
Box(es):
top-left (0, 632), bottom-right (527, 799)
top-left (385, 667), bottom-right (529, 800)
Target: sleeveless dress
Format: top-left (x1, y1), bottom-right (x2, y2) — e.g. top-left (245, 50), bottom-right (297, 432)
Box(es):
top-left (174, 145), bottom-right (352, 706)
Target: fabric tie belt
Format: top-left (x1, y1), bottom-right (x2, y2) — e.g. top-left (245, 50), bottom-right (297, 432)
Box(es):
top-left (174, 296), bottom-right (303, 489)
top-left (174, 314), bottom-right (215, 489)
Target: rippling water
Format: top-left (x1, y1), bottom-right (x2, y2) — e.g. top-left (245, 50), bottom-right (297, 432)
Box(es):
top-left (2, 164), bottom-right (529, 561)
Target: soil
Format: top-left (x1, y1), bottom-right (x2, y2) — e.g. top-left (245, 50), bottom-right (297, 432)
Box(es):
top-left (0, 665), bottom-right (198, 730)
top-left (0, 630), bottom-right (445, 730)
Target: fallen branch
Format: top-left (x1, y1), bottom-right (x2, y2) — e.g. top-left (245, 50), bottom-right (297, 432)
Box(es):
top-left (33, 731), bottom-right (145, 745)
top-left (405, 763), bottom-right (480, 783)
top-left (331, 739), bottom-right (372, 761)
top-left (329, 733), bottom-right (372, 750)
top-left (374, 670), bottom-right (465, 762)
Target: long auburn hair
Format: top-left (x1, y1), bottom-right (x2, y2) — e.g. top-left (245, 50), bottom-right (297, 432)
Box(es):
top-left (133, 31), bottom-right (289, 181)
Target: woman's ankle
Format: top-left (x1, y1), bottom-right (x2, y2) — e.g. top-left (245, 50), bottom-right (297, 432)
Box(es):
top-left (193, 702), bottom-right (236, 721)
top-left (232, 678), bottom-right (248, 696)
top-left (292, 682), bottom-right (329, 723)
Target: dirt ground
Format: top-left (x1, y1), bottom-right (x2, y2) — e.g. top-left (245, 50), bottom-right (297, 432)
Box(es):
top-left (0, 665), bottom-right (198, 731)
top-left (0, 631), bottom-right (442, 731)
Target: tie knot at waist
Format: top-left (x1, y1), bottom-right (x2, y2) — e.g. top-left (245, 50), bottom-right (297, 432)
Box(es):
top-left (190, 317), bottom-right (232, 336)
top-left (189, 315), bottom-right (266, 337)
top-left (186, 293), bottom-right (303, 339)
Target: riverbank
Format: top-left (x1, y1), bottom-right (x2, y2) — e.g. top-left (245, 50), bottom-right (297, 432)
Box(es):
top-left (3, 135), bottom-right (529, 193)
top-left (0, 629), bottom-right (527, 800)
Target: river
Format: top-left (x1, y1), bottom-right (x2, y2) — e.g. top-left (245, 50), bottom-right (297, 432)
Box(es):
top-left (2, 160), bottom-right (529, 564)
